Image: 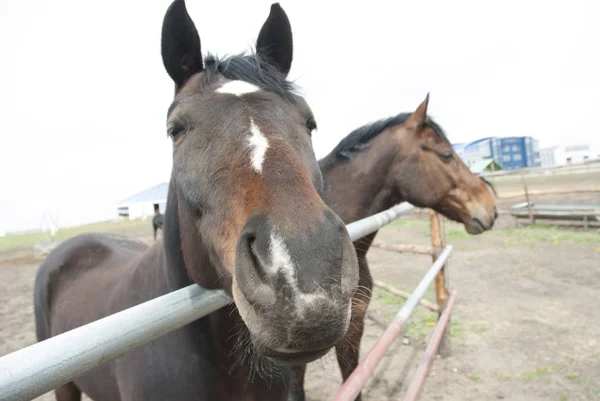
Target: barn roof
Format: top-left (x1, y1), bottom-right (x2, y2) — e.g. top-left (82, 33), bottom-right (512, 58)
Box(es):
top-left (117, 183), bottom-right (169, 206)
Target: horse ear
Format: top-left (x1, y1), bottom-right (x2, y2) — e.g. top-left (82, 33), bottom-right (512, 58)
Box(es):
top-left (408, 93), bottom-right (430, 128)
top-left (256, 3), bottom-right (293, 76)
top-left (161, 0), bottom-right (204, 90)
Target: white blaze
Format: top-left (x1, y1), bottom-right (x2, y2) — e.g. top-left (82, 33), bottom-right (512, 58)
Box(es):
top-left (268, 232), bottom-right (327, 299)
top-left (268, 231), bottom-right (331, 317)
top-left (216, 80), bottom-right (260, 96)
top-left (269, 232), bottom-right (295, 283)
top-left (248, 118), bottom-right (269, 173)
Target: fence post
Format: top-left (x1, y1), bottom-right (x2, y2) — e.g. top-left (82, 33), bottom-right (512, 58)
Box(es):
top-left (429, 209), bottom-right (451, 357)
top-left (520, 170), bottom-right (534, 224)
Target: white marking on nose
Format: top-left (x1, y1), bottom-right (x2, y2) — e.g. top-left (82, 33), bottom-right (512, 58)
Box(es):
top-left (269, 232), bottom-right (296, 284)
top-left (216, 80), bottom-right (260, 96)
top-left (248, 118), bottom-right (269, 173)
top-left (268, 232), bottom-right (330, 311)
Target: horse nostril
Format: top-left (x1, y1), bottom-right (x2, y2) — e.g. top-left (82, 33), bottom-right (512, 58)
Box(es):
top-left (246, 234), bottom-right (269, 283)
top-left (235, 228), bottom-right (277, 308)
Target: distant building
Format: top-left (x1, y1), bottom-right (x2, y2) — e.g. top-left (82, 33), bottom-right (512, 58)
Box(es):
top-left (454, 136), bottom-right (540, 171)
top-left (490, 136), bottom-right (540, 170)
top-left (462, 137), bottom-right (496, 166)
top-left (539, 146), bottom-right (558, 167)
top-left (117, 183), bottom-right (168, 220)
top-left (540, 144), bottom-right (599, 167)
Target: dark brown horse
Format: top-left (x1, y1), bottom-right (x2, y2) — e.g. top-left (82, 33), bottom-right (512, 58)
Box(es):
top-left (33, 2), bottom-right (359, 400)
top-left (289, 95), bottom-right (498, 401)
top-left (152, 213), bottom-right (163, 241)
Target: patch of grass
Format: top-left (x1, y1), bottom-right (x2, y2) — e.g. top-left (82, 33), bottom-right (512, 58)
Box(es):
top-left (501, 225), bottom-right (599, 247)
top-left (405, 321), bottom-right (427, 337)
top-left (447, 319), bottom-right (466, 347)
top-left (422, 313), bottom-right (437, 327)
top-left (565, 373), bottom-right (580, 382)
top-left (376, 288), bottom-right (403, 306)
top-left (449, 319), bottom-right (464, 339)
top-left (377, 288), bottom-right (404, 306)
top-left (584, 379), bottom-right (600, 399)
top-left (521, 367), bottom-right (553, 381)
top-left (445, 229), bottom-right (471, 240)
top-left (0, 219), bottom-right (150, 252)
top-left (403, 312), bottom-right (439, 338)
top-left (497, 374), bottom-right (513, 381)
top-left (389, 219), bottom-right (429, 229)
top-left (468, 374), bottom-right (481, 381)
top-left (559, 395), bottom-right (568, 401)
top-left (470, 324), bottom-right (489, 334)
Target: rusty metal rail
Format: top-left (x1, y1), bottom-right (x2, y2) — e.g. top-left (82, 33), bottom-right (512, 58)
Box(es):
top-left (402, 290), bottom-right (458, 401)
top-left (333, 246), bottom-right (453, 401)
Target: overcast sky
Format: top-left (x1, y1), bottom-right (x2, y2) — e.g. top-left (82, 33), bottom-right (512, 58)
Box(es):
top-left (1, 0), bottom-right (599, 233)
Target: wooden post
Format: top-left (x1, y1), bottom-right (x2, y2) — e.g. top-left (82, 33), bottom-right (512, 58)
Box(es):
top-left (429, 209), bottom-right (451, 357)
top-left (520, 170), bottom-right (534, 224)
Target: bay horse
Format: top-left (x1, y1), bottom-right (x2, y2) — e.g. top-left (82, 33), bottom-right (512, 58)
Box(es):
top-left (288, 95), bottom-right (498, 401)
top-left (33, 2), bottom-right (359, 400)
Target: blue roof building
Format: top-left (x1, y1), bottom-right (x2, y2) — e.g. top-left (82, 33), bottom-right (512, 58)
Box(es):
top-left (116, 183), bottom-right (169, 219)
top-left (458, 137), bottom-right (496, 167)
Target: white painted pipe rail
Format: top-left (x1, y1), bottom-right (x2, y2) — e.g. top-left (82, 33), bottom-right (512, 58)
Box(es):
top-left (0, 203), bottom-right (414, 401)
top-left (346, 203), bottom-right (414, 240)
top-left (0, 286), bottom-right (231, 401)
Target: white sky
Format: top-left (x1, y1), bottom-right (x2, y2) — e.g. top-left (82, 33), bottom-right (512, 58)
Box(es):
top-left (1, 0), bottom-right (599, 233)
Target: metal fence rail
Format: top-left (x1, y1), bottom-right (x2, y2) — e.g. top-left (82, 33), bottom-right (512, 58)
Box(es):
top-left (333, 245), bottom-right (453, 401)
top-left (402, 290), bottom-right (458, 401)
top-left (0, 203), bottom-right (415, 401)
top-left (0, 286), bottom-right (231, 401)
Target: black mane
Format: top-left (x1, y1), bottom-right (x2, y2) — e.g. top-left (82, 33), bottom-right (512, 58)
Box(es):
top-left (319, 113), bottom-right (450, 171)
top-left (203, 52), bottom-right (297, 98)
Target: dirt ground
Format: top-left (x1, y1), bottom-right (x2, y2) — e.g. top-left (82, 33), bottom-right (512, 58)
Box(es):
top-left (1, 212), bottom-right (599, 401)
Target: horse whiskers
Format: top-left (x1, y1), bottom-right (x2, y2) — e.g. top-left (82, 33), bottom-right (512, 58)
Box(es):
top-left (227, 322), bottom-right (284, 383)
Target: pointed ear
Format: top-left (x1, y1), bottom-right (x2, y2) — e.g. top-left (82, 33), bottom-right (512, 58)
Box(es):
top-left (256, 3), bottom-right (293, 76)
top-left (161, 0), bottom-right (204, 90)
top-left (408, 93), bottom-right (430, 127)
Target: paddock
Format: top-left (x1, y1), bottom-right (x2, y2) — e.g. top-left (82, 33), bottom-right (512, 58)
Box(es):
top-left (0, 207), bottom-right (598, 400)
top-left (4, 204), bottom-right (452, 401)
top-left (0, 204), bottom-right (456, 401)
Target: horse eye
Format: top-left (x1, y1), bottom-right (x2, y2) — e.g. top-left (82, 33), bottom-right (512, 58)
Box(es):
top-left (440, 151), bottom-right (453, 162)
top-left (167, 124), bottom-right (187, 142)
top-left (305, 118), bottom-right (317, 135)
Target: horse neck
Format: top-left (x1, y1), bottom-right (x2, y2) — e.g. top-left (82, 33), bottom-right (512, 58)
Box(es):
top-left (320, 132), bottom-right (404, 224)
